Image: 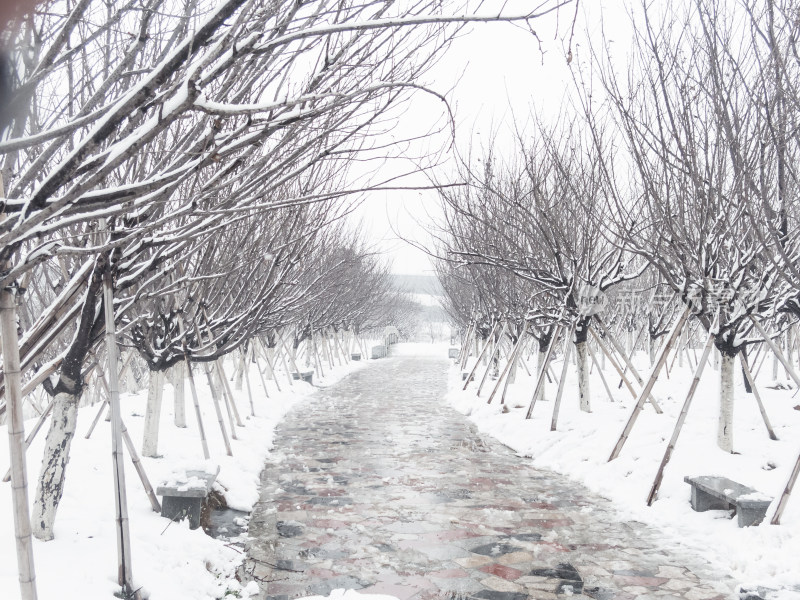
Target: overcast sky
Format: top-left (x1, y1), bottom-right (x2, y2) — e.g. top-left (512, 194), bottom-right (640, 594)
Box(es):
top-left (349, 0), bottom-right (632, 276)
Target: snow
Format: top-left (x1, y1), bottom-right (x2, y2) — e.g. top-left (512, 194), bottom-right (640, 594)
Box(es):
top-left (0, 356), bottom-right (368, 600)
top-left (447, 350), bottom-right (800, 596)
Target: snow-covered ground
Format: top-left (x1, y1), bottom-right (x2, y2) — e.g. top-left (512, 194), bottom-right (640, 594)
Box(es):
top-left (447, 349), bottom-right (800, 598)
top-left (0, 356), bottom-right (368, 600)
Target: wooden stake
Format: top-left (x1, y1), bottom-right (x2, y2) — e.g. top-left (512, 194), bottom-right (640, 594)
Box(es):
top-left (184, 359), bottom-right (211, 460)
top-left (215, 359), bottom-right (244, 427)
top-left (771, 451), bottom-right (800, 525)
top-left (92, 370), bottom-right (161, 513)
top-left (526, 324), bottom-right (563, 419)
top-left (242, 346), bottom-right (257, 417)
top-left (594, 316), bottom-right (663, 413)
top-left (463, 321), bottom-right (499, 391)
top-left (589, 341), bottom-right (615, 403)
top-left (589, 328), bottom-right (639, 399)
top-left (101, 251), bottom-right (136, 597)
top-left (647, 331), bottom-right (715, 506)
top-left (551, 326), bottom-right (575, 431)
top-left (740, 351), bottom-right (778, 441)
top-left (0, 275), bottom-right (38, 600)
top-left (206, 363), bottom-right (237, 441)
top-left (249, 343), bottom-right (271, 397)
top-left (2, 397), bottom-right (55, 482)
top-left (608, 307), bottom-right (690, 462)
top-left (477, 322), bottom-right (508, 396)
top-left (177, 316), bottom-right (211, 459)
top-left (750, 317), bottom-right (800, 388)
top-left (487, 332), bottom-right (525, 405)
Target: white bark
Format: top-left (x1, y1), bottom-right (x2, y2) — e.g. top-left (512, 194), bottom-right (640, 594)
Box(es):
top-left (141, 369), bottom-right (164, 458)
top-left (172, 363), bottom-right (186, 428)
top-left (649, 336), bottom-right (656, 366)
top-left (31, 392), bottom-right (79, 541)
top-left (576, 341), bottom-right (591, 413)
top-left (265, 346), bottom-right (276, 380)
top-left (717, 352), bottom-right (735, 453)
top-left (233, 350), bottom-right (245, 391)
top-left (536, 349), bottom-right (547, 402)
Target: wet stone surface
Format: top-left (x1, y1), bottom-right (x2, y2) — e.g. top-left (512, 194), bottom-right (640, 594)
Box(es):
top-left (244, 356), bottom-right (734, 600)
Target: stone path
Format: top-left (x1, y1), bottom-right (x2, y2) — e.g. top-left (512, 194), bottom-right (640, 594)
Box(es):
top-left (244, 356), bottom-right (734, 600)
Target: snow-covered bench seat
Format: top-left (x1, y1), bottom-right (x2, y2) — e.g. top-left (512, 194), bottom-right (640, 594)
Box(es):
top-left (291, 370), bottom-right (314, 384)
top-left (448, 347), bottom-right (459, 359)
top-left (351, 352), bottom-right (361, 361)
top-left (157, 466), bottom-right (220, 530)
top-left (684, 475), bottom-right (772, 527)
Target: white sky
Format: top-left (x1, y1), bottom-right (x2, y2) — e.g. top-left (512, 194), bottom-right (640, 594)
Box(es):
top-left (349, 0), bottom-right (632, 275)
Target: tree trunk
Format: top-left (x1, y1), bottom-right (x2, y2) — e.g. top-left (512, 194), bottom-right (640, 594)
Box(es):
top-left (31, 391), bottom-right (80, 541)
top-left (649, 336), bottom-right (656, 366)
top-left (576, 341), bottom-right (591, 412)
top-left (172, 362), bottom-right (186, 428)
top-left (141, 369), bottom-right (164, 458)
top-left (536, 349), bottom-right (547, 402)
top-left (717, 352), bottom-right (735, 453)
top-left (234, 349), bottom-right (246, 390)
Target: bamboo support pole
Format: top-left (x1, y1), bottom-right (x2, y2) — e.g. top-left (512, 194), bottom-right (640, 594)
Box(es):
top-left (551, 327), bottom-right (575, 431)
top-left (477, 323), bottom-right (507, 396)
top-left (647, 331), bottom-right (715, 506)
top-left (0, 277), bottom-right (38, 600)
top-left (215, 359), bottom-right (244, 427)
top-left (459, 322), bottom-right (475, 368)
top-left (2, 397), bottom-right (55, 482)
top-left (590, 328), bottom-right (639, 399)
top-left (608, 307), bottom-right (690, 462)
top-left (740, 352), bottom-right (778, 441)
top-left (526, 324), bottom-right (563, 419)
top-left (589, 341), bottom-right (615, 403)
top-left (95, 370), bottom-right (161, 513)
top-left (206, 364), bottom-right (237, 441)
top-left (752, 342), bottom-right (768, 382)
top-left (502, 337), bottom-right (530, 405)
top-left (250, 343), bottom-right (272, 397)
top-left (101, 252), bottom-right (136, 597)
top-left (272, 334), bottom-right (296, 387)
top-left (750, 317), bottom-right (800, 388)
top-left (771, 451), bottom-right (800, 525)
top-left (487, 332), bottom-right (525, 405)
top-left (463, 322), bottom-right (499, 391)
top-left (85, 400), bottom-right (109, 440)
top-left (594, 316), bottom-right (663, 413)
top-left (334, 331), bottom-right (348, 365)
top-left (184, 358), bottom-right (211, 459)
top-left (310, 334), bottom-right (325, 377)
top-left (202, 362), bottom-right (234, 451)
top-left (256, 338), bottom-right (282, 390)
top-left (119, 418), bottom-right (161, 512)
top-left (242, 347), bottom-right (256, 416)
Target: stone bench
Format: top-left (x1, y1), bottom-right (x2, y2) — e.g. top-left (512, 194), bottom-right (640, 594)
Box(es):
top-left (291, 370), bottom-right (314, 384)
top-left (157, 466), bottom-right (220, 530)
top-left (448, 347), bottom-right (459, 359)
top-left (684, 475), bottom-right (772, 527)
top-left (350, 352), bottom-right (361, 361)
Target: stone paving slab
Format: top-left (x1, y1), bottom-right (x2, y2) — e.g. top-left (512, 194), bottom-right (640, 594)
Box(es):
top-left (243, 357), bottom-right (734, 600)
